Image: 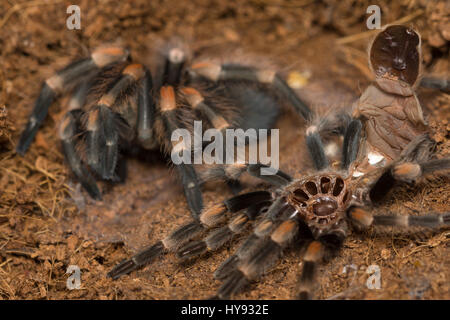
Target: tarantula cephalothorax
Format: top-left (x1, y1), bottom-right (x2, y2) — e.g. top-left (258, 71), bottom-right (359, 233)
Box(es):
top-left (16, 42), bottom-right (312, 218)
top-left (108, 26), bottom-right (450, 299)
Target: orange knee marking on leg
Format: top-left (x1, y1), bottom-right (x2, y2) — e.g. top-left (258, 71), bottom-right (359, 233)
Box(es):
top-left (271, 220), bottom-right (297, 244)
top-left (393, 163), bottom-right (421, 180)
top-left (160, 86), bottom-right (177, 112)
top-left (200, 203), bottom-right (227, 227)
top-left (45, 74), bottom-right (64, 91)
top-left (86, 109), bottom-right (100, 131)
top-left (94, 46), bottom-right (126, 56)
top-left (255, 219), bottom-right (273, 236)
top-left (304, 241), bottom-right (323, 262)
top-left (349, 207), bottom-right (373, 227)
top-left (224, 163), bottom-right (247, 179)
top-left (91, 46), bottom-right (128, 67)
top-left (181, 87), bottom-right (203, 107)
top-left (229, 213), bottom-right (248, 232)
top-left (122, 63), bottom-right (145, 80)
top-left (211, 116), bottom-right (229, 131)
top-left (98, 93), bottom-right (115, 107)
top-left (191, 62), bottom-right (216, 70)
top-left (59, 115), bottom-right (73, 139)
top-left (190, 62), bottom-right (221, 81)
top-left (238, 263), bottom-right (255, 279)
top-left (256, 70), bottom-right (276, 84)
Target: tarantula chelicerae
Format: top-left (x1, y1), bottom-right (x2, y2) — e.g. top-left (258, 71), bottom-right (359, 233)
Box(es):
top-left (108, 25), bottom-right (450, 299)
top-left (16, 41), bottom-right (312, 218)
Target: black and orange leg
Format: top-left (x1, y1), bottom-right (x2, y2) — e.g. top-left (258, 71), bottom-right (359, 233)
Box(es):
top-left (159, 86), bottom-right (203, 217)
top-left (216, 217), bottom-right (298, 299)
top-left (392, 158), bottom-right (450, 183)
top-left (204, 162), bottom-right (292, 190)
top-left (181, 86), bottom-right (242, 192)
top-left (295, 240), bottom-right (323, 300)
top-left (348, 207), bottom-right (450, 230)
top-left (137, 69), bottom-right (156, 149)
top-left (213, 199), bottom-right (292, 280)
top-left (86, 64), bottom-right (146, 180)
top-left (190, 63), bottom-right (312, 121)
top-left (59, 110), bottom-right (101, 200)
top-left (295, 231), bottom-right (344, 300)
top-left (17, 46), bottom-right (129, 155)
top-left (107, 191), bottom-right (273, 279)
top-left (176, 192), bottom-right (273, 261)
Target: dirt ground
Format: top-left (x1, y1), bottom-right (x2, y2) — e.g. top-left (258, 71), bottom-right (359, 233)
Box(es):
top-left (0, 0), bottom-right (449, 300)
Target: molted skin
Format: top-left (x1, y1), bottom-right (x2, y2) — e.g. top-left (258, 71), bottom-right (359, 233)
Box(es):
top-left (285, 174), bottom-right (351, 237)
top-left (370, 25), bottom-right (420, 87)
top-left (352, 25), bottom-right (429, 177)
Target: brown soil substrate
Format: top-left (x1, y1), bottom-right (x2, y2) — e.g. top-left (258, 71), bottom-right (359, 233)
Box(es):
top-left (0, 0), bottom-right (449, 299)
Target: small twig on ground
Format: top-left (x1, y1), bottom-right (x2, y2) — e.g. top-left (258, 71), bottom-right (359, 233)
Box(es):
top-left (0, 0), bottom-right (64, 31)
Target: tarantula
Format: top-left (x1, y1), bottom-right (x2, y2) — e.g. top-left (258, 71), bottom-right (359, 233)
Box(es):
top-left (107, 25), bottom-right (450, 299)
top-left (16, 41), bottom-right (312, 218)
top-left (108, 134), bottom-right (449, 299)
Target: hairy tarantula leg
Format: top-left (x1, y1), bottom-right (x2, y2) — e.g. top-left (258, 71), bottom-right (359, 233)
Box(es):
top-left (227, 178), bottom-right (243, 195)
top-left (306, 125), bottom-right (329, 170)
top-left (108, 192), bottom-right (272, 279)
top-left (86, 106), bottom-right (120, 180)
top-left (190, 63), bottom-right (312, 121)
top-left (216, 217), bottom-right (298, 299)
top-left (137, 69), bottom-right (156, 148)
top-left (176, 200), bottom-right (273, 261)
top-left (17, 46), bottom-right (129, 155)
top-left (176, 213), bottom-right (251, 261)
top-left (341, 119), bottom-right (362, 170)
top-left (214, 199), bottom-right (291, 280)
top-left (163, 47), bottom-right (187, 86)
top-left (295, 232), bottom-right (344, 300)
top-left (87, 64), bottom-right (146, 179)
top-left (420, 77), bottom-right (449, 94)
top-left (180, 86), bottom-right (241, 188)
top-left (176, 163), bottom-right (203, 217)
top-left (181, 87), bottom-right (231, 132)
top-left (295, 241), bottom-right (323, 299)
top-left (160, 86), bottom-right (204, 217)
top-left (216, 162), bottom-right (292, 188)
top-left (247, 163), bottom-right (292, 187)
top-left (392, 158), bottom-right (450, 183)
top-left (348, 207), bottom-right (450, 229)
top-left (108, 204), bottom-right (227, 279)
top-left (59, 110), bottom-right (101, 200)
top-left (181, 87), bottom-right (292, 187)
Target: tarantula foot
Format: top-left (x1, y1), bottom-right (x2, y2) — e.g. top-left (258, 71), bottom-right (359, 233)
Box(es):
top-left (108, 241), bottom-right (165, 279)
top-left (107, 259), bottom-right (139, 280)
top-left (296, 291), bottom-right (312, 300)
top-left (443, 213), bottom-right (450, 225)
